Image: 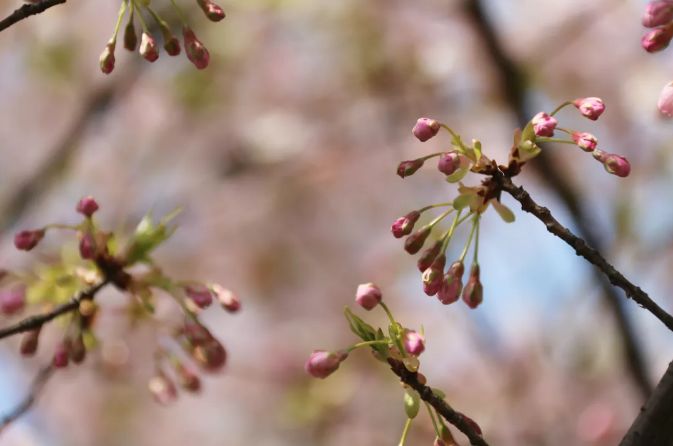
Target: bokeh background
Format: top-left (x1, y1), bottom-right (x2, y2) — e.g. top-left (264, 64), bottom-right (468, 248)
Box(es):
top-left (1, 0), bottom-right (673, 445)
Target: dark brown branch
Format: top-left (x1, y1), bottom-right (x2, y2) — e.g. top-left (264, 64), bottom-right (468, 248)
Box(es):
top-left (493, 172), bottom-right (673, 333)
top-left (0, 280), bottom-right (107, 340)
top-left (0, 0), bottom-right (66, 33)
top-left (388, 358), bottom-right (489, 446)
top-left (620, 360), bottom-right (673, 445)
top-left (0, 365), bottom-right (54, 433)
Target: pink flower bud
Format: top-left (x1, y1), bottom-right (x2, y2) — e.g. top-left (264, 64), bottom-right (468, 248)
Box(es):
top-left (79, 233), bottom-right (95, 260)
top-left (657, 81), bottom-right (673, 117)
top-left (14, 229), bottom-right (45, 251)
top-left (417, 240), bottom-right (442, 271)
top-left (148, 372), bottom-right (177, 405)
top-left (457, 412), bottom-right (483, 436)
top-left (437, 261), bottom-right (464, 305)
top-left (305, 350), bottom-right (348, 379)
top-left (643, 1), bottom-right (673, 28)
top-left (403, 330), bottom-right (425, 356)
top-left (355, 282), bottom-right (382, 310)
top-left (573, 97), bottom-right (605, 120)
top-left (212, 285), bottom-right (240, 312)
top-left (642, 26), bottom-right (673, 52)
top-left (139, 32), bottom-right (159, 62)
top-left (437, 152), bottom-right (461, 176)
top-left (531, 112), bottom-right (558, 137)
top-left (99, 41), bottom-right (115, 75)
top-left (603, 154), bottom-right (631, 177)
top-left (404, 227), bottom-right (431, 254)
top-left (412, 118), bottom-right (440, 142)
top-left (391, 211), bottom-right (421, 238)
top-left (197, 0), bottom-right (226, 22)
top-left (193, 339), bottom-right (227, 371)
top-left (183, 27), bottom-right (210, 70)
top-left (462, 264), bottom-right (483, 309)
top-left (397, 159), bottom-right (425, 178)
top-left (164, 37), bottom-right (181, 56)
top-left (0, 287), bottom-right (25, 315)
top-left (76, 196), bottom-right (99, 217)
top-left (422, 254), bottom-right (446, 296)
top-left (124, 20), bottom-right (138, 51)
top-left (185, 285), bottom-right (213, 309)
top-left (53, 341), bottom-right (70, 368)
top-left (20, 328), bottom-right (41, 356)
top-left (571, 132), bottom-right (598, 152)
top-left (176, 363), bottom-right (201, 392)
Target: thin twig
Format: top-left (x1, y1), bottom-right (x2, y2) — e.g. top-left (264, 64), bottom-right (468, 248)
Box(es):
top-left (388, 358), bottom-right (489, 446)
top-left (493, 172), bottom-right (673, 333)
top-left (0, 280), bottom-right (108, 340)
top-left (0, 365), bottom-right (54, 433)
top-left (0, 0), bottom-right (66, 33)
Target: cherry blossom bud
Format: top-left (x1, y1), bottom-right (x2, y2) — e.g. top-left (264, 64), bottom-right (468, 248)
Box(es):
top-left (397, 159), bottom-right (424, 178)
top-left (20, 328), bottom-right (40, 356)
top-left (643, 1), bottom-right (673, 27)
top-left (79, 233), bottom-right (95, 260)
top-left (404, 227), bottom-right (431, 254)
top-left (14, 229), bottom-right (45, 251)
top-left (462, 264), bottom-right (483, 309)
top-left (0, 287), bottom-right (25, 315)
top-left (181, 320), bottom-right (214, 346)
top-left (572, 132), bottom-right (598, 152)
top-left (413, 118), bottom-right (440, 142)
top-left (392, 211), bottom-right (421, 238)
top-left (53, 341), bottom-right (70, 368)
top-left (657, 81), bottom-right (673, 117)
top-left (531, 112), bottom-right (558, 137)
top-left (183, 27), bottom-right (210, 70)
top-left (305, 350), bottom-right (348, 379)
top-left (99, 41), bottom-right (115, 75)
top-left (403, 330), bottom-right (425, 356)
top-left (70, 333), bottom-right (86, 364)
top-left (193, 339), bottom-right (227, 371)
top-left (148, 372), bottom-right (177, 405)
top-left (417, 240), bottom-right (442, 272)
top-left (176, 363), bottom-right (201, 392)
top-left (185, 285), bottom-right (213, 309)
top-left (434, 439), bottom-right (447, 446)
top-left (572, 97), bottom-right (605, 120)
top-left (123, 20), bottom-right (138, 51)
top-left (603, 154), bottom-right (631, 177)
top-left (76, 196), bottom-right (99, 217)
top-left (438, 261), bottom-right (464, 305)
top-left (164, 37), bottom-right (181, 56)
top-left (440, 425), bottom-right (458, 445)
top-left (139, 32), bottom-right (159, 62)
top-left (422, 254), bottom-right (446, 296)
top-left (197, 0), bottom-right (226, 22)
top-left (355, 282), bottom-right (382, 310)
top-left (457, 412), bottom-right (483, 436)
top-left (437, 152), bottom-right (461, 176)
top-left (642, 26), bottom-right (673, 52)
top-left (212, 285), bottom-right (240, 312)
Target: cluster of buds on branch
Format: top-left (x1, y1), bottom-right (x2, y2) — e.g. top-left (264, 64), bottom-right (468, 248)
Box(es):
top-left (392, 97), bottom-right (628, 307)
top-left (99, 0), bottom-right (225, 74)
top-left (1, 196), bottom-right (239, 405)
top-left (640, 0), bottom-right (673, 116)
top-left (306, 283), bottom-right (479, 446)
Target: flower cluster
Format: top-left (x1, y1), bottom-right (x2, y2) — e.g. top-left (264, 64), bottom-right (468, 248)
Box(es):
top-left (395, 98), bottom-right (628, 308)
top-left (306, 284), bottom-right (475, 445)
top-left (2, 196), bottom-right (239, 404)
top-left (640, 1), bottom-right (673, 116)
top-left (99, 0), bottom-right (225, 74)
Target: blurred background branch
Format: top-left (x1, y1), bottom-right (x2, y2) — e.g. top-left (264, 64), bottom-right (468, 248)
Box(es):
top-left (0, 0), bottom-right (66, 33)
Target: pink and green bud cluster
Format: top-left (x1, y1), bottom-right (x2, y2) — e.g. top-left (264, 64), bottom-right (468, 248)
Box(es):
top-left (573, 97), bottom-right (605, 121)
top-left (592, 149), bottom-right (631, 177)
top-left (355, 282), bottom-right (382, 310)
top-left (412, 118), bottom-right (440, 142)
top-left (305, 350), bottom-right (348, 379)
top-left (437, 152), bottom-right (462, 176)
top-left (572, 132), bottom-right (598, 152)
top-left (531, 112), bottom-right (558, 137)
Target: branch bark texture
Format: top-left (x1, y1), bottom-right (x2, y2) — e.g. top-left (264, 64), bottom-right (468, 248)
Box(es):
top-left (0, 0), bottom-right (66, 33)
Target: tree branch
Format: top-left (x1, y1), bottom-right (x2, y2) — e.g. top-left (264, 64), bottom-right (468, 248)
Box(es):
top-left (0, 365), bottom-right (53, 433)
top-left (492, 172), bottom-right (673, 333)
top-left (388, 358), bottom-right (489, 446)
top-left (620, 360), bottom-right (673, 445)
top-left (0, 0), bottom-right (66, 33)
top-left (0, 280), bottom-right (108, 340)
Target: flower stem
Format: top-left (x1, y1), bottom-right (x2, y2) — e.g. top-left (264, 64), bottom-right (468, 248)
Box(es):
top-left (550, 101), bottom-right (572, 116)
top-left (398, 417), bottom-right (413, 446)
top-left (347, 340), bottom-right (390, 353)
top-left (425, 402), bottom-right (442, 437)
top-left (459, 215), bottom-right (479, 262)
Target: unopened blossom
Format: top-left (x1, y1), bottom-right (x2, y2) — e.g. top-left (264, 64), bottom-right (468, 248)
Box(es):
top-left (643, 1), bottom-right (673, 27)
top-left (176, 363), bottom-right (201, 392)
top-left (139, 32), bottom-right (159, 62)
top-left (642, 26), bottom-right (673, 52)
top-left (573, 97), bottom-right (605, 120)
top-left (197, 0), bottom-right (226, 21)
top-left (148, 372), bottom-right (178, 405)
top-left (462, 264), bottom-right (483, 309)
top-left (603, 154), bottom-right (631, 177)
top-left (0, 288), bottom-right (25, 315)
top-left (99, 41), bottom-right (116, 75)
top-left (403, 330), bottom-right (425, 356)
top-left (164, 37), bottom-right (181, 56)
top-left (422, 255), bottom-right (446, 296)
top-left (397, 159), bottom-right (424, 178)
top-left (531, 112), bottom-right (558, 137)
top-left (20, 328), bottom-right (41, 356)
top-left (404, 227), bottom-right (431, 254)
top-left (437, 152), bottom-right (461, 176)
top-left (185, 285), bottom-right (213, 309)
top-left (14, 229), bottom-right (45, 251)
top-left (572, 132), bottom-right (598, 152)
top-left (391, 211), bottom-right (421, 238)
top-left (70, 334), bottom-right (86, 364)
top-left (305, 350), bottom-right (348, 379)
top-left (212, 285), bottom-right (240, 312)
top-left (417, 240), bottom-right (442, 272)
top-left (123, 20), bottom-right (138, 51)
top-left (437, 261), bottom-right (464, 305)
top-left (355, 282), bottom-right (382, 310)
top-left (53, 341), bottom-right (70, 368)
top-left (76, 196), bottom-right (99, 217)
top-left (79, 233), bottom-right (96, 260)
top-left (193, 338), bottom-right (227, 371)
top-left (412, 118), bottom-right (440, 142)
top-left (183, 27), bottom-right (210, 70)
top-left (657, 81), bottom-right (673, 117)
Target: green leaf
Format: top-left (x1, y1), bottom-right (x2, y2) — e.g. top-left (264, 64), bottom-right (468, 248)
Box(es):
top-left (431, 388), bottom-right (446, 399)
top-left (492, 200), bottom-right (515, 223)
top-left (472, 139), bottom-right (482, 162)
top-left (445, 167), bottom-right (469, 183)
top-left (124, 209), bottom-right (181, 265)
top-left (404, 390), bottom-right (420, 419)
top-left (453, 193), bottom-right (472, 211)
top-left (344, 307), bottom-right (376, 341)
top-left (521, 121), bottom-right (535, 143)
